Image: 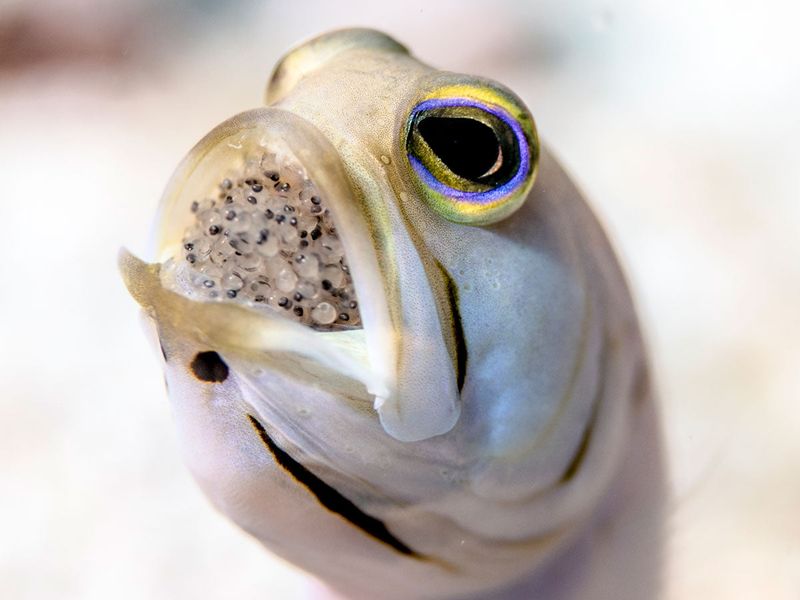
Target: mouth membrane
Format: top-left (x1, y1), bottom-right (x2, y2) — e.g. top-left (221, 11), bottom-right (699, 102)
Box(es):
top-left (161, 126), bottom-right (362, 331)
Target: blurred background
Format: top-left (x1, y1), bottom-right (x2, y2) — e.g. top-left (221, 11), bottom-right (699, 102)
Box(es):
top-left (0, 0), bottom-right (797, 598)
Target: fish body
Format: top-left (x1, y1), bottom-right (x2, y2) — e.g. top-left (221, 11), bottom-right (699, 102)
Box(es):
top-left (120, 28), bottom-right (662, 600)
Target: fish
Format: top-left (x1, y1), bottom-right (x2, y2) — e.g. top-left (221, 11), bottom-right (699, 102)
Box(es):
top-left (119, 28), bottom-right (664, 600)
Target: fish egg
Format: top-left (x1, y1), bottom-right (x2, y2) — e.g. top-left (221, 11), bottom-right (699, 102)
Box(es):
top-left (311, 302), bottom-right (337, 325)
top-left (174, 152), bottom-right (362, 330)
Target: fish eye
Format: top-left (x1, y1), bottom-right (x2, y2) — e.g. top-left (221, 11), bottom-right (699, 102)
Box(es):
top-left (404, 85), bottom-right (539, 225)
top-left (414, 111), bottom-right (515, 185)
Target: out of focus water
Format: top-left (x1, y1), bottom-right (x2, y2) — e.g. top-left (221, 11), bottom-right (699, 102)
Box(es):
top-left (1, 1), bottom-right (797, 598)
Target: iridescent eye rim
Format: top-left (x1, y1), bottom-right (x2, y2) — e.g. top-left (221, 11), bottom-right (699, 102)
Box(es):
top-left (407, 97), bottom-right (530, 205)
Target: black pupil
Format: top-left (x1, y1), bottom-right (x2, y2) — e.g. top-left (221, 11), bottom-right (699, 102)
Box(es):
top-left (417, 117), bottom-right (500, 181)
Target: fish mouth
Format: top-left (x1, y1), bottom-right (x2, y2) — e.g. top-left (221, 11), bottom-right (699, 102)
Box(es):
top-left (122, 107), bottom-right (391, 394)
top-left (121, 107), bottom-right (461, 441)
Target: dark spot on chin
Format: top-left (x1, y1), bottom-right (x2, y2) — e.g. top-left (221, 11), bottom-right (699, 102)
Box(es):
top-left (190, 351), bottom-right (229, 383)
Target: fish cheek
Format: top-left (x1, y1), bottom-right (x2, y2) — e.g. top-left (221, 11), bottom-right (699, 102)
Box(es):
top-left (160, 351), bottom-right (289, 531)
top-left (161, 341), bottom-right (428, 564)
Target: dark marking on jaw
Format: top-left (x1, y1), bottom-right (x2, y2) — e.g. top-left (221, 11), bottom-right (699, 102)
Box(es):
top-left (632, 361), bottom-right (652, 407)
top-left (159, 340), bottom-right (168, 362)
top-left (190, 351), bottom-right (229, 383)
top-left (560, 398), bottom-right (599, 483)
top-left (246, 414), bottom-right (423, 559)
top-left (560, 332), bottom-right (609, 483)
top-left (434, 261), bottom-right (468, 393)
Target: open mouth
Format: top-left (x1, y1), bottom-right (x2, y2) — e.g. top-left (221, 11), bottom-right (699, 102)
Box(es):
top-left (172, 150), bottom-right (362, 331)
top-left (121, 107), bottom-right (397, 402)
top-left (120, 107), bottom-right (461, 441)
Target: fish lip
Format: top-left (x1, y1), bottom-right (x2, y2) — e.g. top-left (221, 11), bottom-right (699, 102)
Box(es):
top-left (335, 171), bottom-right (462, 440)
top-left (119, 246), bottom-right (385, 397)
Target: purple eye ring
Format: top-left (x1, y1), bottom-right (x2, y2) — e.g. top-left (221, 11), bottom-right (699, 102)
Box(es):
top-left (405, 97), bottom-right (532, 205)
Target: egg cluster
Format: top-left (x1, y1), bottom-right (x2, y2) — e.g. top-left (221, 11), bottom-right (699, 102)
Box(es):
top-left (178, 154), bottom-right (361, 330)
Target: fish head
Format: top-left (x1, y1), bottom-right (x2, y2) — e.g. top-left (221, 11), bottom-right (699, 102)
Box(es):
top-left (120, 28), bottom-right (640, 599)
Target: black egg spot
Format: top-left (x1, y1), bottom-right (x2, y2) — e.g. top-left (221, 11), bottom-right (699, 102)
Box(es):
top-left (190, 351), bottom-right (229, 383)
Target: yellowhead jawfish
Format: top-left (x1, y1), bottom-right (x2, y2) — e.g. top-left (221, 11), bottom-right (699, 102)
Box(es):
top-left (120, 28), bottom-right (662, 600)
